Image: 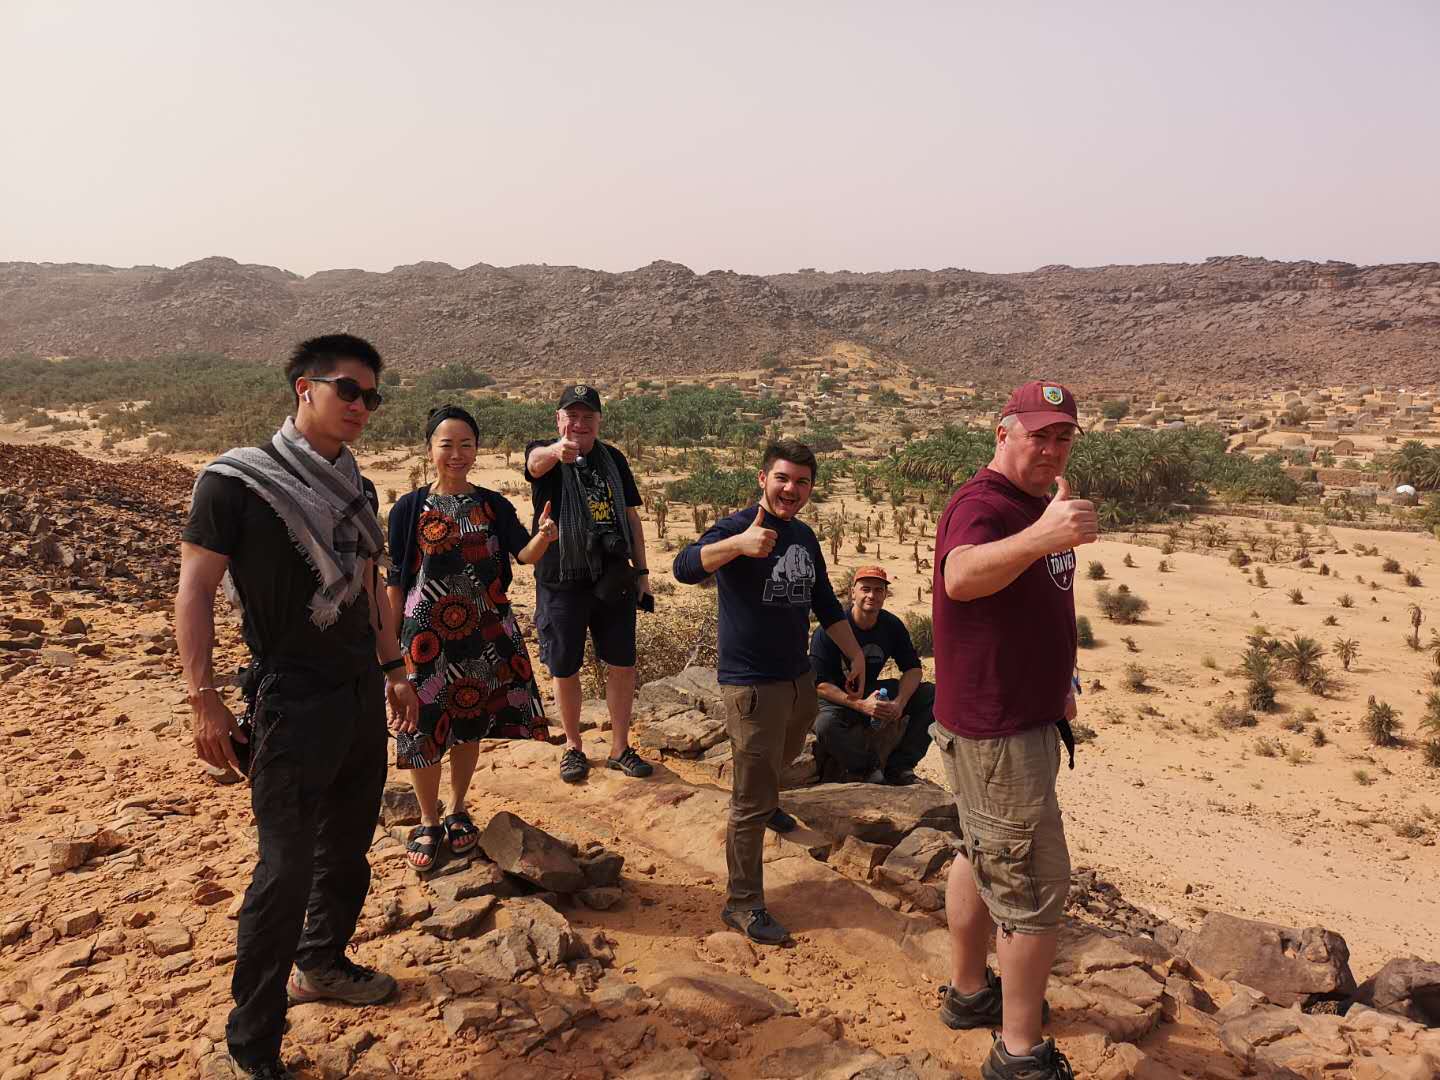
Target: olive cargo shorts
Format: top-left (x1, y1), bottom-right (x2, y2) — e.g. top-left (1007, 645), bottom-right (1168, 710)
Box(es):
top-left (931, 722), bottom-right (1071, 934)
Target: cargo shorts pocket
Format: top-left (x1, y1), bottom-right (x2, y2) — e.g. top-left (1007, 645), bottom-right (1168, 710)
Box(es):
top-left (964, 808), bottom-right (1039, 928)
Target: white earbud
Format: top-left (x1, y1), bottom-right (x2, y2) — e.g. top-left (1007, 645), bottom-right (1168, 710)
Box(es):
top-left (302, 390), bottom-right (313, 404)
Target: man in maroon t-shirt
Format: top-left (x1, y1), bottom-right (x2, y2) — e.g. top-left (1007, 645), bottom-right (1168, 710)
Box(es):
top-left (930, 381), bottom-right (1097, 1080)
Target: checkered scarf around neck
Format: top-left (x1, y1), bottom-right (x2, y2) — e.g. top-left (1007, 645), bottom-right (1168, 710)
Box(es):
top-left (556, 439), bottom-right (632, 583)
top-left (197, 416), bottom-right (384, 629)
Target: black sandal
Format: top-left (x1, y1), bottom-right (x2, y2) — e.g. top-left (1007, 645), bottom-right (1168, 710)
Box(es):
top-left (443, 812), bottom-right (479, 855)
top-left (407, 824), bottom-right (445, 872)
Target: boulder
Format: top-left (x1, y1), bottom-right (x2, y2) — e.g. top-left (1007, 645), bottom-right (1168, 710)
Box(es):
top-left (579, 850), bottom-right (625, 888)
top-left (781, 782), bottom-right (958, 847)
top-left (498, 896), bottom-right (579, 965)
top-left (418, 897), bottom-right (496, 940)
top-left (467, 927), bottom-right (539, 981)
top-left (638, 961), bottom-right (798, 1026)
top-left (377, 784), bottom-right (421, 826)
top-left (878, 826), bottom-right (961, 885)
top-left (577, 887), bottom-right (623, 911)
top-left (618, 1048), bottom-right (712, 1080)
top-left (830, 836), bottom-right (892, 882)
top-left (1217, 1005), bottom-right (1353, 1076)
top-left (143, 923), bottom-right (194, 957)
top-left (1354, 957), bottom-right (1440, 1027)
top-left (425, 860), bottom-right (514, 904)
top-left (632, 705), bottom-right (726, 756)
top-left (478, 812), bottom-right (585, 893)
top-left (636, 666), bottom-right (725, 716)
top-left (1181, 912), bottom-right (1355, 1006)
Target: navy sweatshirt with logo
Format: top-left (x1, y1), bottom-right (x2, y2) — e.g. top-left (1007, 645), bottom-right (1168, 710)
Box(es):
top-left (673, 505), bottom-right (846, 686)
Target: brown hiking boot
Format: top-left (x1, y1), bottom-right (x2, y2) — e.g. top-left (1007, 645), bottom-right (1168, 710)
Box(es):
top-left (938, 967), bottom-right (1050, 1030)
top-left (980, 1033), bottom-right (1074, 1080)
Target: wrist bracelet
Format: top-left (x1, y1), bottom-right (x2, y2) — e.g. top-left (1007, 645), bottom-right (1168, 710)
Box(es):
top-left (380, 658), bottom-right (405, 674)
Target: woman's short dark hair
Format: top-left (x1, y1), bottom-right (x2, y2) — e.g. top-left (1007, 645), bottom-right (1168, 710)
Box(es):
top-left (284, 334), bottom-right (384, 402)
top-left (760, 439), bottom-right (817, 480)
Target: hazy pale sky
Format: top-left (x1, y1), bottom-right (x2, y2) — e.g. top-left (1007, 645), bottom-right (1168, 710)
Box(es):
top-left (2, 0), bottom-right (1437, 276)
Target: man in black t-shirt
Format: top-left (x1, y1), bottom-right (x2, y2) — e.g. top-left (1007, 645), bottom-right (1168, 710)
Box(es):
top-left (524, 384), bottom-right (654, 785)
top-left (176, 335), bottom-right (418, 1080)
top-left (810, 564), bottom-right (934, 785)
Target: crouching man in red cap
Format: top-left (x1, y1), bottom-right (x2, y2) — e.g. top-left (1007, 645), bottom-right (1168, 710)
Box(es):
top-left (809, 564), bottom-right (934, 785)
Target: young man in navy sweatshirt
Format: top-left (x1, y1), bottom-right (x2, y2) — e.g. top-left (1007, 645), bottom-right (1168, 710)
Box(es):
top-left (673, 439), bottom-right (865, 944)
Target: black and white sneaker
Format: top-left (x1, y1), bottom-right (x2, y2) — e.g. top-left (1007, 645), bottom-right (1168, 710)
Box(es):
top-left (560, 748), bottom-right (589, 783)
top-left (606, 746), bottom-right (654, 778)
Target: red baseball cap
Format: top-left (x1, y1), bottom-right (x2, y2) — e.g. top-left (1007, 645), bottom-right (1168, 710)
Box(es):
top-left (1000, 380), bottom-right (1081, 432)
top-left (853, 565), bottom-right (890, 585)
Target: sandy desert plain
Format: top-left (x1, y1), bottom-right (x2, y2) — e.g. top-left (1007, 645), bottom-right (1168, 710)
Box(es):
top-left (2, 345), bottom-right (1440, 1079)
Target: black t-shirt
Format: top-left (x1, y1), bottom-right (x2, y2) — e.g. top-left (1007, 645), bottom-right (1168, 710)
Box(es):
top-left (810, 608), bottom-right (920, 697)
top-left (183, 470), bottom-right (378, 685)
top-left (523, 439), bottom-right (642, 590)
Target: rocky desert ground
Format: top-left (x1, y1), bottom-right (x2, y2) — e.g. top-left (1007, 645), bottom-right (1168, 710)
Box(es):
top-left (3, 364), bottom-right (1440, 1080)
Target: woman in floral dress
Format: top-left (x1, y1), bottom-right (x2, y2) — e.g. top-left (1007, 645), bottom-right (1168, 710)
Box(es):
top-left (386, 406), bottom-right (557, 871)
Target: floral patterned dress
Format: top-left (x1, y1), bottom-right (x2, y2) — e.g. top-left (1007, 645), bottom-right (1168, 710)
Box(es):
top-left (396, 487), bottom-right (547, 769)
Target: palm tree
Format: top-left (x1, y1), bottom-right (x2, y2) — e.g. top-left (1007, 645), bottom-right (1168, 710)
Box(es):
top-left (1332, 637), bottom-right (1360, 672)
top-left (1278, 635), bottom-right (1325, 684)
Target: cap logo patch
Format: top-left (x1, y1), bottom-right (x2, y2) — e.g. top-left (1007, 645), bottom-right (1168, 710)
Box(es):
top-left (1043, 386), bottom-right (1065, 406)
top-left (574, 384), bottom-right (590, 396)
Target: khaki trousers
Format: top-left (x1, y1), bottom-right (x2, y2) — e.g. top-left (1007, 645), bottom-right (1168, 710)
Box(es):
top-left (721, 672), bottom-right (818, 911)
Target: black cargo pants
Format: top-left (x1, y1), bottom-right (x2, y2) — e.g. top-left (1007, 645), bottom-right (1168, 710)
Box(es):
top-left (226, 669), bottom-right (387, 1068)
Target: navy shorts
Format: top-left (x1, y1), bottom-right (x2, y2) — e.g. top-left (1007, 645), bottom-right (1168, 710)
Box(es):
top-left (535, 584), bottom-right (637, 678)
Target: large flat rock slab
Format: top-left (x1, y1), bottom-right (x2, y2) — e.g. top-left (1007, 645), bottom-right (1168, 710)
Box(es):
top-left (638, 961), bottom-right (797, 1026)
top-left (782, 782), bottom-right (958, 847)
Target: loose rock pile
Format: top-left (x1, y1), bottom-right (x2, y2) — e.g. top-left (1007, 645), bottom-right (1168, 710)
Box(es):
top-left (0, 443), bottom-right (194, 603)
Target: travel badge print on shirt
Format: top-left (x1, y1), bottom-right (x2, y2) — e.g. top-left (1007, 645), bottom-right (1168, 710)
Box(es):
top-left (1046, 549), bottom-right (1076, 591)
top-left (763, 542), bottom-right (815, 605)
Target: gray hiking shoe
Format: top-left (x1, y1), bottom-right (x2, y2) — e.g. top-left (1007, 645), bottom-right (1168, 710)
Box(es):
top-left (939, 967), bottom-right (1050, 1030)
top-left (980, 1033), bottom-right (1074, 1080)
top-left (287, 956), bottom-right (396, 1005)
top-left (721, 906), bottom-right (789, 946)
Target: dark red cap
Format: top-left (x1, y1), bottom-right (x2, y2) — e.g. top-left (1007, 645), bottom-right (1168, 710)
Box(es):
top-left (1000, 380), bottom-right (1080, 432)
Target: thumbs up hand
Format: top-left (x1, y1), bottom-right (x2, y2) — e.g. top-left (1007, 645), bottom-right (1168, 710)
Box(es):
top-left (1031, 475), bottom-right (1099, 552)
top-left (736, 507), bottom-right (779, 558)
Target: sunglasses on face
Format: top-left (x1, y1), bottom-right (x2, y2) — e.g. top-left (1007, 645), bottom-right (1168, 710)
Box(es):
top-left (305, 375), bottom-right (383, 411)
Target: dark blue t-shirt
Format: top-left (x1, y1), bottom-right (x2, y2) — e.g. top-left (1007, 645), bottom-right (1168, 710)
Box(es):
top-left (810, 608), bottom-right (920, 697)
top-left (673, 505), bottom-right (846, 686)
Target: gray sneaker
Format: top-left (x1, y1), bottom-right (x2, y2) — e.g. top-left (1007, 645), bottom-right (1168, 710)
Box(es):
top-left (980, 1033), bottom-right (1074, 1080)
top-left (287, 956), bottom-right (396, 1005)
top-left (721, 906), bottom-right (789, 946)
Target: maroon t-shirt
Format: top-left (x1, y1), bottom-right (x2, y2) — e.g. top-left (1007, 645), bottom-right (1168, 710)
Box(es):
top-left (932, 467), bottom-right (1077, 738)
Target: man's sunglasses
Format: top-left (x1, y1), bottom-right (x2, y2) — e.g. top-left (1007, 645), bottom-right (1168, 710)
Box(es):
top-left (305, 375), bottom-right (383, 411)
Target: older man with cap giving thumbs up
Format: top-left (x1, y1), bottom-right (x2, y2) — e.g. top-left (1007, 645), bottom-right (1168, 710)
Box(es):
top-left (930, 381), bottom-right (1097, 1080)
top-left (674, 438), bottom-right (865, 945)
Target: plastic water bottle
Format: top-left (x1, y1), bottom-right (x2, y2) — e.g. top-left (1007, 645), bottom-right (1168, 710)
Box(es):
top-left (868, 687), bottom-right (889, 730)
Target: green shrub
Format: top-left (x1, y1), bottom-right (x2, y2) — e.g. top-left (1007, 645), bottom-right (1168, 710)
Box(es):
top-left (1096, 586), bottom-right (1149, 624)
top-left (1364, 696), bottom-right (1401, 747)
top-left (1087, 561), bottom-right (1106, 580)
top-left (1076, 616), bottom-right (1095, 648)
top-left (1122, 663), bottom-right (1149, 692)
